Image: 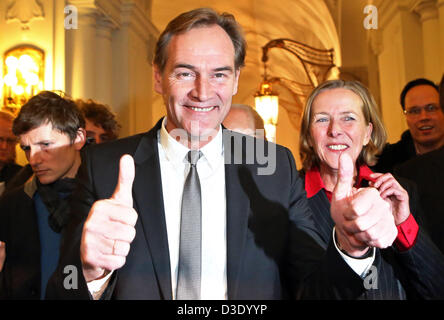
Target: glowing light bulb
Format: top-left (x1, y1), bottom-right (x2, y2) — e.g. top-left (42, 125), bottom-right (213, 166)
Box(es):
top-left (24, 72), bottom-right (39, 85)
top-left (5, 56), bottom-right (19, 69)
top-left (4, 73), bottom-right (18, 86)
top-left (18, 54), bottom-right (37, 72)
top-left (12, 85), bottom-right (25, 95)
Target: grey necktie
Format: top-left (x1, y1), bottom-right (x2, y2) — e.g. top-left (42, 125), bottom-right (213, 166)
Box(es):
top-left (177, 150), bottom-right (202, 300)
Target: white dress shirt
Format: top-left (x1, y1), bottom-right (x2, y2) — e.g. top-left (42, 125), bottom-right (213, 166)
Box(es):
top-left (332, 227), bottom-right (375, 277)
top-left (158, 120), bottom-right (227, 299)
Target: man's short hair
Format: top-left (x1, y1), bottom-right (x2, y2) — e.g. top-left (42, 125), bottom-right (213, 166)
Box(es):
top-left (76, 99), bottom-right (121, 140)
top-left (400, 78), bottom-right (439, 110)
top-left (12, 91), bottom-right (85, 143)
top-left (154, 7), bottom-right (246, 73)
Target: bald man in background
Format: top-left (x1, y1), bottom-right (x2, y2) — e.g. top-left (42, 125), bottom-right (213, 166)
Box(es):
top-left (223, 104), bottom-right (266, 139)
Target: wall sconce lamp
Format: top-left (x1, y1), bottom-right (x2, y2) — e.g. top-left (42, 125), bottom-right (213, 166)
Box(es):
top-left (254, 38), bottom-right (336, 141)
top-left (254, 63), bottom-right (279, 142)
top-left (2, 46), bottom-right (44, 113)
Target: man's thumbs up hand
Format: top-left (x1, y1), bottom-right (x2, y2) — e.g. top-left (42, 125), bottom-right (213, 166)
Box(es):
top-left (81, 155), bottom-right (138, 282)
top-left (111, 155), bottom-right (135, 207)
top-left (331, 153), bottom-right (397, 257)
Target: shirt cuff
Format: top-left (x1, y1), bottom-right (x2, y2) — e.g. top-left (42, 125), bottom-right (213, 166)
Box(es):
top-left (87, 271), bottom-right (113, 300)
top-left (332, 227), bottom-right (376, 278)
top-left (395, 214), bottom-right (419, 251)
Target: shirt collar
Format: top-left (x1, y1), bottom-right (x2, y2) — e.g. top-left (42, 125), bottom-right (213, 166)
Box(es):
top-left (305, 164), bottom-right (375, 198)
top-left (159, 118), bottom-right (223, 169)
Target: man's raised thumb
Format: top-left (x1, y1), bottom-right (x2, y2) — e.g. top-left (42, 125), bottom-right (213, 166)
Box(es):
top-left (333, 152), bottom-right (354, 201)
top-left (111, 154), bottom-right (135, 207)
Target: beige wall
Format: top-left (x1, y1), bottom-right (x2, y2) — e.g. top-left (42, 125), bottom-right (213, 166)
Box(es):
top-left (0, 0), bottom-right (66, 165)
top-left (0, 0), bottom-right (157, 166)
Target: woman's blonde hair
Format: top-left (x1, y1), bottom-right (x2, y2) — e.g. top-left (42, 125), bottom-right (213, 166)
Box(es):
top-left (299, 79), bottom-right (387, 171)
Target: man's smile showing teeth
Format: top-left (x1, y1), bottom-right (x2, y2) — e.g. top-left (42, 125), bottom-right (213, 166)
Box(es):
top-left (328, 144), bottom-right (348, 151)
top-left (188, 106), bottom-right (216, 112)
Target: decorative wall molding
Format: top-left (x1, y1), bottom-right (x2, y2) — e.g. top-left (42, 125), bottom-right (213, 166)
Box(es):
top-left (121, 0), bottom-right (159, 42)
top-left (6, 0), bottom-right (45, 29)
top-left (374, 0), bottom-right (416, 29)
top-left (368, 28), bottom-right (384, 56)
top-left (96, 0), bottom-right (122, 29)
top-left (411, 0), bottom-right (439, 21)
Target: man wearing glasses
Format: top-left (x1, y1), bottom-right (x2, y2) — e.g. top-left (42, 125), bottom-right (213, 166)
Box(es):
top-left (373, 78), bottom-right (444, 173)
top-left (393, 75), bottom-right (444, 253)
top-left (0, 110), bottom-right (22, 196)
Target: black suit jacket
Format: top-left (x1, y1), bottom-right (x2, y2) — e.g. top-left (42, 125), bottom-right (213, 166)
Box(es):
top-left (0, 163), bottom-right (22, 188)
top-left (0, 182), bottom-right (42, 299)
top-left (395, 147), bottom-right (444, 253)
top-left (47, 119), bottom-right (386, 300)
top-left (371, 130), bottom-right (416, 173)
top-left (300, 170), bottom-right (444, 299)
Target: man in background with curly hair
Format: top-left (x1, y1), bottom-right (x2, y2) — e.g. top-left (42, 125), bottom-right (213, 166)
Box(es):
top-left (76, 99), bottom-right (121, 145)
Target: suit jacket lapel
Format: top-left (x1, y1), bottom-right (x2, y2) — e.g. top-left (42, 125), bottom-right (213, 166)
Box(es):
top-left (132, 120), bottom-right (172, 299)
top-left (223, 129), bottom-right (250, 299)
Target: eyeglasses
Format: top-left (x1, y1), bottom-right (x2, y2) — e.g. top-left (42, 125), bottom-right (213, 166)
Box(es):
top-left (404, 104), bottom-right (441, 116)
top-left (0, 137), bottom-right (18, 145)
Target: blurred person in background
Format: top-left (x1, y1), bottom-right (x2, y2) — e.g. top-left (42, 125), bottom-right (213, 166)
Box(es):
top-left (394, 74), bottom-right (444, 253)
top-left (373, 78), bottom-right (444, 173)
top-left (0, 110), bottom-right (22, 195)
top-left (223, 103), bottom-right (265, 139)
top-left (76, 99), bottom-right (121, 145)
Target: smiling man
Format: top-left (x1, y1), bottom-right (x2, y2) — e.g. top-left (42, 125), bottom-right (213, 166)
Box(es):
top-left (0, 91), bottom-right (86, 299)
top-left (373, 78), bottom-right (444, 173)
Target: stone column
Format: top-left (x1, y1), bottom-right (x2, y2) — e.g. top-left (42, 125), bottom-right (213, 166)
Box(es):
top-left (412, 0), bottom-right (441, 81)
top-left (66, 6), bottom-right (97, 100)
top-left (95, 16), bottom-right (114, 106)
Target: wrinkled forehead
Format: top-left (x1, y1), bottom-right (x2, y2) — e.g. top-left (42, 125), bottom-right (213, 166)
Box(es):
top-left (405, 85), bottom-right (440, 106)
top-left (0, 119), bottom-right (14, 135)
top-left (311, 88), bottom-right (364, 112)
top-left (166, 25), bottom-right (236, 67)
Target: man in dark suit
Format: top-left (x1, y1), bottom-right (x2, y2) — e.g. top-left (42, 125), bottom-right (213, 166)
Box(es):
top-left (394, 147), bottom-right (444, 253)
top-left (0, 110), bottom-right (21, 272)
top-left (47, 8), bottom-right (406, 300)
top-left (0, 110), bottom-right (22, 195)
top-left (394, 74), bottom-right (444, 253)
